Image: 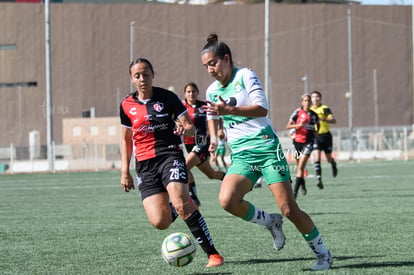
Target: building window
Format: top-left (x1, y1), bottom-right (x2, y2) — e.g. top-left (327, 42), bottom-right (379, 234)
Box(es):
top-left (107, 125), bottom-right (116, 136)
top-left (72, 126), bottom-right (81, 137)
top-left (90, 126), bottom-right (99, 136)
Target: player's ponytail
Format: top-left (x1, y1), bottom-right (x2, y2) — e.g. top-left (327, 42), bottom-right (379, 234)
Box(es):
top-left (201, 33), bottom-right (233, 68)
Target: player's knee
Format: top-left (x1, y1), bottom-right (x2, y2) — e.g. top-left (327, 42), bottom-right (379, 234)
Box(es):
top-left (218, 193), bottom-right (234, 212)
top-left (151, 217), bottom-right (171, 230)
top-left (279, 203), bottom-right (292, 219)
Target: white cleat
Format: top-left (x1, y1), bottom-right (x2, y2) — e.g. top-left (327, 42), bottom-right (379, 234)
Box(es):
top-left (266, 213), bottom-right (285, 251)
top-left (311, 251), bottom-right (333, 271)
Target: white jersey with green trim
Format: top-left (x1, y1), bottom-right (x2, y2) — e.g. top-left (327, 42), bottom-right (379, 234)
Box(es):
top-left (206, 68), bottom-right (278, 154)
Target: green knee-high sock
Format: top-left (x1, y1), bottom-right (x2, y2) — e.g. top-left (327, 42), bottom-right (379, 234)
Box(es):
top-left (242, 201), bottom-right (273, 226)
top-left (303, 227), bottom-right (329, 255)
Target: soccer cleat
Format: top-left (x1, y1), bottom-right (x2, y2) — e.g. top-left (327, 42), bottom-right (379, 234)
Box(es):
top-left (317, 178), bottom-right (324, 189)
top-left (206, 254), bottom-right (224, 267)
top-left (310, 251), bottom-right (333, 271)
top-left (266, 213), bottom-right (285, 251)
top-left (332, 163), bottom-right (338, 178)
top-left (301, 182), bottom-right (307, 196)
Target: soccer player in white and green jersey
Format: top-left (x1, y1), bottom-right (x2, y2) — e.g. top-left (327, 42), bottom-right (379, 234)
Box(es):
top-left (200, 33), bottom-right (332, 271)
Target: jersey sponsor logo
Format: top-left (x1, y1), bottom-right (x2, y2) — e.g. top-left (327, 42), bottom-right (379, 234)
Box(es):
top-left (250, 76), bottom-right (261, 86)
top-left (224, 97), bottom-right (237, 106)
top-left (153, 102), bottom-right (164, 112)
top-left (137, 123), bottom-right (169, 134)
top-left (155, 113), bottom-right (168, 118)
top-left (228, 116), bottom-right (250, 128)
top-left (129, 107), bottom-right (137, 115)
top-left (173, 159), bottom-right (185, 168)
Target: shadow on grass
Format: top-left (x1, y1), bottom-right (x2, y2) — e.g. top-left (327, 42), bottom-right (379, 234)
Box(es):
top-left (224, 257), bottom-right (315, 265)
top-left (334, 261), bottom-right (414, 269)
top-left (326, 255), bottom-right (414, 270)
top-left (307, 212), bottom-right (349, 216)
top-left (225, 255), bottom-right (414, 271)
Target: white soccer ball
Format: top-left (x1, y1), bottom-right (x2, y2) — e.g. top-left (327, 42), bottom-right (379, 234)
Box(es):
top-left (161, 232), bottom-right (196, 267)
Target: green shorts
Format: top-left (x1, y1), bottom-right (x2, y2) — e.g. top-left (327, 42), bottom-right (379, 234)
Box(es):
top-left (227, 150), bottom-right (291, 185)
top-left (216, 147), bottom-right (226, 156)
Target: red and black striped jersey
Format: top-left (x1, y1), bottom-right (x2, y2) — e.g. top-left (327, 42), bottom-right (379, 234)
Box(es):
top-left (182, 100), bottom-right (208, 145)
top-left (120, 87), bottom-right (187, 161)
top-left (289, 108), bottom-right (319, 144)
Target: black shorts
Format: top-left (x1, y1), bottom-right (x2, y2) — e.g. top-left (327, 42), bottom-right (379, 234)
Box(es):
top-left (293, 141), bottom-right (314, 158)
top-left (185, 143), bottom-right (210, 165)
top-left (135, 150), bottom-right (188, 200)
top-left (314, 132), bottom-right (333, 154)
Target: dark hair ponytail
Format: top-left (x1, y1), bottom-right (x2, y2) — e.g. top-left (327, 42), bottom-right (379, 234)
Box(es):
top-left (206, 33), bottom-right (218, 43)
top-left (201, 33), bottom-right (233, 67)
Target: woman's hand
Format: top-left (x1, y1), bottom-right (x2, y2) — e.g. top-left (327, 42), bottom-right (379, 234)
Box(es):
top-left (174, 120), bottom-right (187, 136)
top-left (204, 96), bottom-right (231, 116)
top-left (120, 171), bottom-right (135, 192)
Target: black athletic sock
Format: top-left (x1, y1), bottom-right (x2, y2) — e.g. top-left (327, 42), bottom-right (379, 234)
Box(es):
top-left (296, 177), bottom-right (305, 187)
top-left (314, 161), bottom-right (321, 178)
top-left (185, 210), bottom-right (218, 256)
top-left (294, 177), bottom-right (305, 198)
top-left (169, 202), bottom-right (178, 223)
top-left (331, 158), bottom-right (337, 177)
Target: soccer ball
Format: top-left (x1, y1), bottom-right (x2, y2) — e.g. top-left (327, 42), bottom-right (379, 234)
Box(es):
top-left (161, 232), bottom-right (196, 267)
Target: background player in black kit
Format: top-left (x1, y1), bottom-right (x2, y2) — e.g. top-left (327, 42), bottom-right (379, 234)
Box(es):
top-left (182, 82), bottom-right (225, 206)
top-left (119, 58), bottom-right (224, 267)
top-left (310, 90), bottom-right (338, 189)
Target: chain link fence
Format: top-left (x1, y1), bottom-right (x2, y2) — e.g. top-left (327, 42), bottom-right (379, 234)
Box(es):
top-left (0, 125), bottom-right (413, 174)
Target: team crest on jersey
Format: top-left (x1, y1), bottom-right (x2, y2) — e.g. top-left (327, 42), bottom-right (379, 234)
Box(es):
top-left (153, 102), bottom-right (164, 112)
top-left (235, 81), bottom-right (242, 92)
top-left (198, 107), bottom-right (205, 113)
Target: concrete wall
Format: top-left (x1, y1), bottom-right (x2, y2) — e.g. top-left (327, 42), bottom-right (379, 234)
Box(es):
top-left (0, 3), bottom-right (412, 145)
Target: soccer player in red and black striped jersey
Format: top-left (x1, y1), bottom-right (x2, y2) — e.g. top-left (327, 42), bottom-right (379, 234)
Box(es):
top-left (287, 94), bottom-right (320, 199)
top-left (182, 82), bottom-right (225, 207)
top-left (120, 58), bottom-right (224, 267)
